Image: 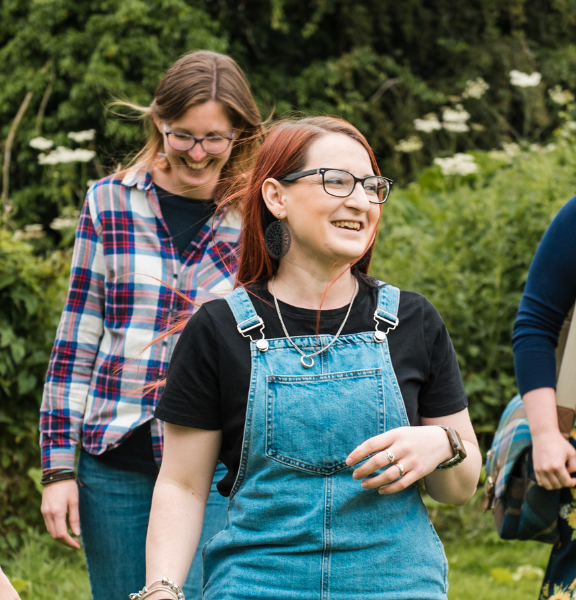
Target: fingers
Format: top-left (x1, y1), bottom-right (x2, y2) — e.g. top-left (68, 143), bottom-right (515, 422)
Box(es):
top-left (347, 430), bottom-right (402, 467)
top-left (41, 480), bottom-right (81, 549)
top-left (351, 447), bottom-right (396, 480)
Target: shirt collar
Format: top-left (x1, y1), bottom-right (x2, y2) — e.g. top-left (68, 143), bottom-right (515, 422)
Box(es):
top-left (121, 167), bottom-right (154, 191)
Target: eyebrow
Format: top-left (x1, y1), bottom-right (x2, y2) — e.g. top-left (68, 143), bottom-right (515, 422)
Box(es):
top-left (170, 126), bottom-right (231, 136)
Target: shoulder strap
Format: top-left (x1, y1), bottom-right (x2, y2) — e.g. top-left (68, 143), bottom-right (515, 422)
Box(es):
top-left (373, 283), bottom-right (400, 339)
top-left (225, 287), bottom-right (266, 342)
top-left (556, 304), bottom-right (576, 411)
top-left (375, 282), bottom-right (400, 321)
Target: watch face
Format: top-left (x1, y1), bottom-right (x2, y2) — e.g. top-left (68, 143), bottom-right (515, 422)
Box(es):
top-left (449, 428), bottom-right (467, 459)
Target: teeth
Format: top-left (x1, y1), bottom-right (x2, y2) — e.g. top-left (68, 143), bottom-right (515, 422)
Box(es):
top-left (332, 221), bottom-right (361, 231)
top-left (184, 159), bottom-right (211, 171)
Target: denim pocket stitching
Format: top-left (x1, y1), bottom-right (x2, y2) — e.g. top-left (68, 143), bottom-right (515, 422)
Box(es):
top-left (265, 369), bottom-right (384, 475)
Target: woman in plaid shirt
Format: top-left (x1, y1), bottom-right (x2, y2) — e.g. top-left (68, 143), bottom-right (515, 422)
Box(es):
top-left (39, 50), bottom-right (263, 600)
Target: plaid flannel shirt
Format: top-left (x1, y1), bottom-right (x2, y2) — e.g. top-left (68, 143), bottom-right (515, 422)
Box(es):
top-left (40, 168), bottom-right (240, 472)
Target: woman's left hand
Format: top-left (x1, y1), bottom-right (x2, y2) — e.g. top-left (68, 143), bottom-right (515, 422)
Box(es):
top-left (346, 425), bottom-right (453, 494)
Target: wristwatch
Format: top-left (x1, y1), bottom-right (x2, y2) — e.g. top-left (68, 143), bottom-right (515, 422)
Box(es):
top-left (435, 425), bottom-right (467, 470)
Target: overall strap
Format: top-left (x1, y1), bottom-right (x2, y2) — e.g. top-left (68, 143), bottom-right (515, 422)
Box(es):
top-left (225, 287), bottom-right (269, 351)
top-left (373, 283), bottom-right (400, 342)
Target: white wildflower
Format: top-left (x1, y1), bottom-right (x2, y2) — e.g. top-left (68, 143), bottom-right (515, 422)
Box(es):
top-left (509, 70), bottom-right (542, 88)
top-left (471, 123), bottom-right (486, 132)
top-left (512, 565), bottom-right (544, 581)
top-left (14, 224), bottom-right (44, 240)
top-left (545, 143), bottom-right (556, 151)
top-left (443, 122), bottom-right (469, 133)
top-left (442, 104), bottom-right (471, 124)
top-left (29, 137), bottom-right (54, 151)
top-left (447, 95), bottom-right (462, 103)
top-left (529, 143), bottom-right (542, 152)
top-left (463, 77), bottom-right (490, 99)
top-left (50, 216), bottom-right (79, 231)
top-left (67, 129), bottom-right (96, 143)
top-left (559, 503), bottom-right (572, 519)
top-left (414, 115), bottom-right (442, 133)
top-left (434, 153), bottom-right (478, 176)
top-left (548, 85), bottom-right (574, 105)
top-left (568, 122), bottom-right (576, 130)
top-left (38, 146), bottom-right (96, 165)
top-left (395, 136), bottom-right (423, 153)
top-left (488, 150), bottom-right (510, 161)
top-left (502, 142), bottom-right (520, 157)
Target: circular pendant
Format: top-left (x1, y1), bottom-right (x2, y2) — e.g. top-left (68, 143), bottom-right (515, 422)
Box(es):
top-left (255, 339), bottom-right (269, 352)
top-left (374, 330), bottom-right (386, 343)
top-left (300, 355), bottom-right (314, 369)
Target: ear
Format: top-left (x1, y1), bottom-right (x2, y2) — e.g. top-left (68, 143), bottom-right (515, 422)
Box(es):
top-left (262, 178), bottom-right (288, 219)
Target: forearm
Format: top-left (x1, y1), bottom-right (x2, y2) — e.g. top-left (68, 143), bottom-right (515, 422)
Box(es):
top-left (424, 440), bottom-right (482, 505)
top-left (522, 387), bottom-right (559, 436)
top-left (146, 478), bottom-right (207, 591)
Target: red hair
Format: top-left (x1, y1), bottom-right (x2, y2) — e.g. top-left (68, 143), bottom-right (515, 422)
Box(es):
top-left (217, 116), bottom-right (382, 288)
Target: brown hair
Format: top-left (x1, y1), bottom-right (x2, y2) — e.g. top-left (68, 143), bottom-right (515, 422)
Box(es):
top-left (112, 50), bottom-right (263, 199)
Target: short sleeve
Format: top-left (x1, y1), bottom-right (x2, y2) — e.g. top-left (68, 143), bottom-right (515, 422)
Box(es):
top-left (155, 305), bottom-right (222, 430)
top-left (418, 299), bottom-right (468, 419)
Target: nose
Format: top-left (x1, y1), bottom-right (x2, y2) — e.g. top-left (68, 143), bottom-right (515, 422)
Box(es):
top-left (344, 181), bottom-right (371, 212)
top-left (187, 143), bottom-right (208, 162)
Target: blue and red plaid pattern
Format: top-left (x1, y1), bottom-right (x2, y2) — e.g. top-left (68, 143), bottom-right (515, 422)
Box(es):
top-left (40, 168), bottom-right (240, 471)
top-left (486, 394), bottom-right (532, 499)
top-left (486, 393), bottom-right (561, 544)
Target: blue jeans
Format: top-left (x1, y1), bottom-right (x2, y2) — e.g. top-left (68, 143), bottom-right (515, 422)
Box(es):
top-left (77, 451), bottom-right (228, 600)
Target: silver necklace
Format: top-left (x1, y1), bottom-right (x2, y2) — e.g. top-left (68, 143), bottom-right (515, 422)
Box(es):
top-left (270, 276), bottom-right (359, 369)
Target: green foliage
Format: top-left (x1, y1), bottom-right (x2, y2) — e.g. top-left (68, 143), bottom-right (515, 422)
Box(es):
top-left (0, 0), bottom-right (226, 230)
top-left (0, 530), bottom-right (89, 599)
top-left (0, 232), bottom-right (70, 546)
top-left (371, 130), bottom-right (576, 444)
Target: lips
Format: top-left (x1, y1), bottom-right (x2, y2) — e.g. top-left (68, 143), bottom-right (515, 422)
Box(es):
top-left (331, 220), bottom-right (361, 231)
top-left (181, 157), bottom-right (212, 172)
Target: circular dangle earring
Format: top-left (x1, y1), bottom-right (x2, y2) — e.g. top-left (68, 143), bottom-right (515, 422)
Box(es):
top-left (265, 203), bottom-right (291, 260)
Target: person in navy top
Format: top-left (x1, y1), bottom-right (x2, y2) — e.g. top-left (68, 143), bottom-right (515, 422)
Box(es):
top-left (513, 195), bottom-right (576, 597)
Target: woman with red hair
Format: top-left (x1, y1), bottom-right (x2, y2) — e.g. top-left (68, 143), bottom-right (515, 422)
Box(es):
top-left (138, 116), bottom-right (482, 600)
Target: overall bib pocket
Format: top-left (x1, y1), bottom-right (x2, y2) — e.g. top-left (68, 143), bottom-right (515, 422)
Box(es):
top-left (265, 369), bottom-right (384, 474)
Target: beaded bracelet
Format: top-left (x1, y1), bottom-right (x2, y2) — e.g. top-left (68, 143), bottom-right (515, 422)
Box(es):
top-left (40, 470), bottom-right (76, 486)
top-left (129, 578), bottom-right (185, 600)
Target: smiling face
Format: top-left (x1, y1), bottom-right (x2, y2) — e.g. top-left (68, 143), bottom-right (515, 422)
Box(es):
top-left (153, 100), bottom-right (236, 199)
top-left (276, 133), bottom-right (381, 272)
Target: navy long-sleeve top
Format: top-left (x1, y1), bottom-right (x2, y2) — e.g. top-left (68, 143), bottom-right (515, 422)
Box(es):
top-left (513, 196), bottom-right (576, 395)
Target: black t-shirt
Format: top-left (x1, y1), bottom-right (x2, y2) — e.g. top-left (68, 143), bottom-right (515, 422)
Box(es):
top-left (156, 281), bottom-right (468, 496)
top-left (155, 184), bottom-right (215, 259)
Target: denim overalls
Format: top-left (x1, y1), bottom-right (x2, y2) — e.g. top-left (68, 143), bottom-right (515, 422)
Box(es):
top-left (203, 283), bottom-right (449, 600)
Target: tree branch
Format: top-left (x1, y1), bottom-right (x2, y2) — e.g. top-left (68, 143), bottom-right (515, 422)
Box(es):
top-left (1, 61), bottom-right (51, 223)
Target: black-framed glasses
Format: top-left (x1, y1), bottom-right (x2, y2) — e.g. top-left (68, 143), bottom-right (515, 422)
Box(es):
top-left (279, 168), bottom-right (393, 204)
top-left (163, 123), bottom-right (235, 155)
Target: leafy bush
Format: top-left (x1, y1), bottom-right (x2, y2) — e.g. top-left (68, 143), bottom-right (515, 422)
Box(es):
top-left (0, 232), bottom-right (70, 548)
top-left (371, 130), bottom-right (576, 445)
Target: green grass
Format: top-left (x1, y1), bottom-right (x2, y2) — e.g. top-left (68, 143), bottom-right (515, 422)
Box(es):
top-left (1, 496), bottom-right (551, 600)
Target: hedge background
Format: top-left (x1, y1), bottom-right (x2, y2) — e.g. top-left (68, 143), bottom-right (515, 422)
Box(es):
top-left (2, 0), bottom-right (576, 544)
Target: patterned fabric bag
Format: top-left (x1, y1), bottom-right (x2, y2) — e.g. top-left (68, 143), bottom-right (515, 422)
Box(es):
top-left (485, 306), bottom-right (576, 544)
top-left (485, 394), bottom-right (561, 544)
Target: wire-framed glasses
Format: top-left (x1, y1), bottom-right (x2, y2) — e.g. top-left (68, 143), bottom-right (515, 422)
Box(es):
top-left (163, 123), bottom-right (235, 155)
top-left (279, 168), bottom-right (393, 204)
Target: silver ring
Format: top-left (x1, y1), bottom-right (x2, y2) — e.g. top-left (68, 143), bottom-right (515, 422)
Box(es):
top-left (396, 463), bottom-right (405, 477)
top-left (384, 448), bottom-right (395, 463)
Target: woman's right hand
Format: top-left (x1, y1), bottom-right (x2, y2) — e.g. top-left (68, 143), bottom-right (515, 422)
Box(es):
top-left (531, 430), bottom-right (576, 490)
top-left (41, 480), bottom-right (81, 549)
